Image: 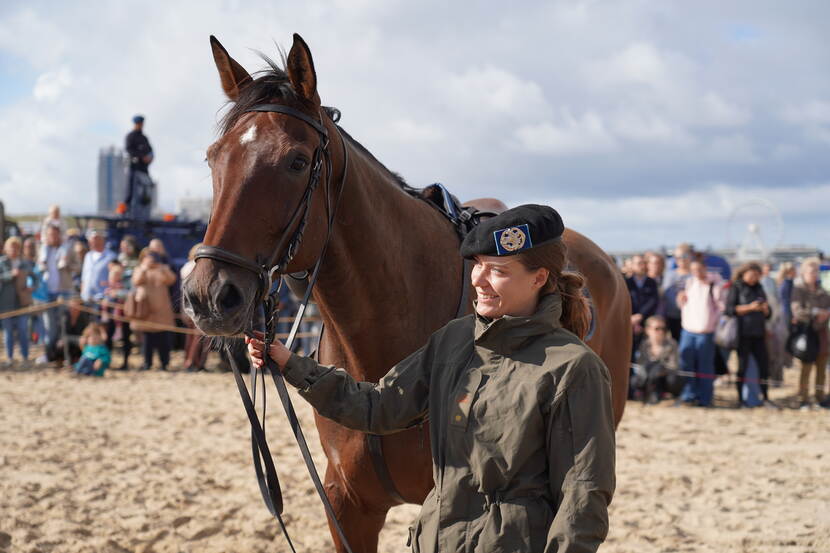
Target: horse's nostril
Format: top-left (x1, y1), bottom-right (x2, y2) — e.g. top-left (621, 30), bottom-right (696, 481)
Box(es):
top-left (217, 282), bottom-right (243, 311)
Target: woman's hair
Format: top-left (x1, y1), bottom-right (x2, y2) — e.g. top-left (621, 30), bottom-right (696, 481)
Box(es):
top-left (515, 239), bottom-right (590, 339)
top-left (121, 234), bottom-right (139, 257)
top-left (4, 236), bottom-right (22, 251)
top-left (775, 261), bottom-right (795, 285)
top-left (732, 261), bottom-right (763, 283)
top-left (799, 257), bottom-right (820, 278)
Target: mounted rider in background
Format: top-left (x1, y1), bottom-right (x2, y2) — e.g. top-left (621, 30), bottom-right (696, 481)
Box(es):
top-left (123, 114), bottom-right (154, 220)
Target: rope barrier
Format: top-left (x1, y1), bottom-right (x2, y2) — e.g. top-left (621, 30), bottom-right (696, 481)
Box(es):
top-left (631, 363), bottom-right (796, 388)
top-left (0, 297), bottom-right (320, 339)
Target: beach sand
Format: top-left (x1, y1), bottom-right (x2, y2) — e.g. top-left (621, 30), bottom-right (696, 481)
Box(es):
top-left (1, 359), bottom-right (828, 553)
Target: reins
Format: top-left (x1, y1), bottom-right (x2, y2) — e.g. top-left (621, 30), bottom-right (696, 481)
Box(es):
top-left (194, 103), bottom-right (355, 553)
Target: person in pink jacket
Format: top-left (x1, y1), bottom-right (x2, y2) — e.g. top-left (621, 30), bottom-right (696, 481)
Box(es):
top-left (676, 256), bottom-right (724, 407)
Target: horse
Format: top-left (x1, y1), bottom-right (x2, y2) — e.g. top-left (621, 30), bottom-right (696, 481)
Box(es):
top-left (182, 33), bottom-right (631, 553)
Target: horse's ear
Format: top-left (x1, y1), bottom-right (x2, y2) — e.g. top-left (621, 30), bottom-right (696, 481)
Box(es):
top-left (210, 35), bottom-right (252, 101)
top-left (286, 33), bottom-right (319, 104)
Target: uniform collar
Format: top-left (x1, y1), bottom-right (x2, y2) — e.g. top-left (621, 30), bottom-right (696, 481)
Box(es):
top-left (474, 293), bottom-right (563, 353)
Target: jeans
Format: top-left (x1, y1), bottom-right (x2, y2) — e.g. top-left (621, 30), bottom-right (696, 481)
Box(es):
top-left (737, 336), bottom-right (769, 402)
top-left (2, 315), bottom-right (30, 360)
top-left (679, 330), bottom-right (716, 406)
top-left (41, 292), bottom-right (68, 351)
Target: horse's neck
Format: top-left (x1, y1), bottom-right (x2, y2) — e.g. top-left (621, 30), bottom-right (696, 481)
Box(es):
top-left (312, 138), bottom-right (462, 380)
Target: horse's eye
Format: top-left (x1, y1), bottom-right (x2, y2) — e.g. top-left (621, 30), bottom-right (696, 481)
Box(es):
top-left (290, 157), bottom-right (308, 171)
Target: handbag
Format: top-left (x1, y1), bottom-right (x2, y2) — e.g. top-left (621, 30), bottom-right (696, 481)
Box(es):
top-left (14, 269), bottom-right (32, 307)
top-left (124, 286), bottom-right (149, 320)
top-left (786, 320), bottom-right (819, 362)
top-left (714, 315), bottom-right (739, 350)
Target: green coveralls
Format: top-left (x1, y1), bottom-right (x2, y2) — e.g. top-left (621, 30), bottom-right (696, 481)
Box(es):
top-left (283, 293), bottom-right (616, 552)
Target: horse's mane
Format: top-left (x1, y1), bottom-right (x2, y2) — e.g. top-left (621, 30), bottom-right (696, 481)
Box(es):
top-left (219, 53), bottom-right (412, 192)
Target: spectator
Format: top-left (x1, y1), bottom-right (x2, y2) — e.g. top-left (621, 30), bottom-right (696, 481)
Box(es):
top-left (118, 234), bottom-right (141, 287)
top-left (23, 237), bottom-right (47, 345)
top-left (759, 262), bottom-right (787, 386)
top-left (37, 223), bottom-right (80, 358)
top-left (635, 315), bottom-right (682, 404)
top-left (645, 251), bottom-right (666, 288)
top-left (662, 245), bottom-right (694, 341)
top-left (726, 262), bottom-right (773, 408)
top-left (0, 237), bottom-right (34, 367)
top-left (790, 258), bottom-right (830, 409)
top-left (621, 257), bottom-right (634, 279)
top-left (676, 257), bottom-right (724, 407)
top-left (101, 262), bottom-right (132, 370)
top-left (47, 297), bottom-right (90, 365)
top-left (147, 238), bottom-right (170, 266)
top-left (777, 262), bottom-right (796, 325)
top-left (71, 238), bottom-right (88, 291)
top-left (131, 250), bottom-right (176, 371)
top-left (80, 229), bottom-right (116, 303)
top-left (626, 254), bottom-right (660, 359)
top-left (180, 243), bottom-right (210, 372)
top-left (73, 322), bottom-right (111, 377)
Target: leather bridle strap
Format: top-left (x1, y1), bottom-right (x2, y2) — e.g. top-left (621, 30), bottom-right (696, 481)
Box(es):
top-left (211, 102), bottom-right (354, 553)
top-left (193, 103), bottom-right (331, 302)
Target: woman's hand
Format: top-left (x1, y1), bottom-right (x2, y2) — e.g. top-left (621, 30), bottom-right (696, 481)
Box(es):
top-left (245, 331), bottom-right (292, 370)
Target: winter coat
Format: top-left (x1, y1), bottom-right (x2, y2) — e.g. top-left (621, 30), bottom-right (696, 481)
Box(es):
top-left (129, 263), bottom-right (176, 332)
top-left (283, 293), bottom-right (616, 553)
top-left (725, 280), bottom-right (770, 338)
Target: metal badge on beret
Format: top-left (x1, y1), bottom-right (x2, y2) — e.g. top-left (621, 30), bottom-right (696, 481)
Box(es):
top-left (494, 224), bottom-right (533, 255)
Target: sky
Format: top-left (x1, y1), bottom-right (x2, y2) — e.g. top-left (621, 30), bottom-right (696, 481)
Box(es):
top-left (0, 0), bottom-right (828, 252)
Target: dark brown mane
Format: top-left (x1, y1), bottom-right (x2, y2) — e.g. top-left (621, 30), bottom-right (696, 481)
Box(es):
top-left (218, 53), bottom-right (297, 136)
top-left (219, 53), bottom-right (412, 191)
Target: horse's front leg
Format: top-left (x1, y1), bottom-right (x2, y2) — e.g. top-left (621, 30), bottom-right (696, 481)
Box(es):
top-left (317, 422), bottom-right (396, 553)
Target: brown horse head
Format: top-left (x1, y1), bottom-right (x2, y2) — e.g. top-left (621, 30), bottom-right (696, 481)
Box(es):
top-left (182, 35), bottom-right (338, 335)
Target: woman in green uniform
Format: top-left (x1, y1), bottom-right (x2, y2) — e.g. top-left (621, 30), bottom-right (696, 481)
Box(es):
top-left (248, 205), bottom-right (616, 553)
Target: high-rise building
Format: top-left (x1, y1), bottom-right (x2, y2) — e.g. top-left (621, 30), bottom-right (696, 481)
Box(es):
top-left (97, 146), bottom-right (128, 214)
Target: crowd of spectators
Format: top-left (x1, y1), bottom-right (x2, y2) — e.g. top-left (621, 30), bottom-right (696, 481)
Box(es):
top-left (2, 207), bottom-right (828, 408)
top-left (0, 205), bottom-right (319, 376)
top-left (624, 246), bottom-right (830, 410)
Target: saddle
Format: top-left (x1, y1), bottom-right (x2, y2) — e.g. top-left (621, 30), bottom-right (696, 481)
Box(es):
top-left (411, 182), bottom-right (495, 240)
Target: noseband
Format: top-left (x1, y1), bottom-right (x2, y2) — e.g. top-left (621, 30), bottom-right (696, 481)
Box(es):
top-left (193, 103), bottom-right (343, 303)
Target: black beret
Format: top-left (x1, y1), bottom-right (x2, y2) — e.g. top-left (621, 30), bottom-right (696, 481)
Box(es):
top-left (460, 204), bottom-right (564, 258)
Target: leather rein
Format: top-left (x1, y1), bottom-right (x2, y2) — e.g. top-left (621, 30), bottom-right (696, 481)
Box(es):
top-left (193, 102), bottom-right (354, 553)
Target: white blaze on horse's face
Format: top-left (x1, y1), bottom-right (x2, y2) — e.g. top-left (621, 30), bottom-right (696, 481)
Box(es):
top-left (239, 123), bottom-right (257, 145)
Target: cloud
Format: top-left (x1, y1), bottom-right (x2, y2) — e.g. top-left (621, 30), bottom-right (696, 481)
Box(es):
top-left (514, 111), bottom-right (617, 156)
top-left (0, 0), bottom-right (828, 253)
top-left (33, 66), bottom-right (73, 102)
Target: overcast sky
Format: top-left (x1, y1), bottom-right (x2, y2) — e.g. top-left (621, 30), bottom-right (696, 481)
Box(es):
top-left (0, 1), bottom-right (828, 252)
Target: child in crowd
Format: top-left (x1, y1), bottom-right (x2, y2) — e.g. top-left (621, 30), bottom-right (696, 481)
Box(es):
top-left (40, 204), bottom-right (65, 239)
top-left (101, 261), bottom-right (132, 370)
top-left (74, 323), bottom-right (111, 377)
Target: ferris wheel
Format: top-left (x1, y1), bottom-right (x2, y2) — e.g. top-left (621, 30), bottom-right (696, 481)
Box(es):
top-left (726, 199), bottom-right (784, 262)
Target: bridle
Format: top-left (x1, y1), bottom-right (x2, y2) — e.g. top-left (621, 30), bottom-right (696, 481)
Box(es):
top-left (193, 103), bottom-right (343, 304)
top-left (192, 102), bottom-right (354, 553)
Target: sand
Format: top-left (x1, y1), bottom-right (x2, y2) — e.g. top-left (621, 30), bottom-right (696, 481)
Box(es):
top-left (1, 359), bottom-right (828, 553)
